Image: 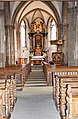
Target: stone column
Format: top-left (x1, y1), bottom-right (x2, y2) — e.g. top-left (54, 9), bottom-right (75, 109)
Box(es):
top-left (4, 2), bottom-right (11, 64)
top-left (4, 2), bottom-right (15, 64)
top-left (68, 7), bottom-right (77, 66)
top-left (10, 25), bottom-right (15, 64)
top-left (0, 10), bottom-right (5, 67)
top-left (75, 6), bottom-right (78, 65)
top-left (62, 2), bottom-right (69, 65)
top-left (16, 25), bottom-right (21, 63)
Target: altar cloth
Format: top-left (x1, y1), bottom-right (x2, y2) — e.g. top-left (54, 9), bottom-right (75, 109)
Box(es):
top-left (31, 56), bottom-right (44, 65)
top-left (32, 56), bottom-right (44, 59)
top-left (31, 56), bottom-right (44, 60)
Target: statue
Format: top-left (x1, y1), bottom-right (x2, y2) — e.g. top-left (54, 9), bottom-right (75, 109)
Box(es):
top-left (35, 45), bottom-right (41, 56)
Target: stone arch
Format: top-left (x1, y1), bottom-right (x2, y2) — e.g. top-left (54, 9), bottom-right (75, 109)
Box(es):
top-left (11, 1), bottom-right (61, 26)
top-left (11, 1), bottom-right (62, 63)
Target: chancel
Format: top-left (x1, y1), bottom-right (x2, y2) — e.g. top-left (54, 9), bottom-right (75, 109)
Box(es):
top-left (0, 1), bottom-right (78, 119)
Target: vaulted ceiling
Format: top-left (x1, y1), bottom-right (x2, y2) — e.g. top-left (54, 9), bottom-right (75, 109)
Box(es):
top-left (0, 0), bottom-right (76, 1)
top-left (0, 1), bottom-right (75, 27)
top-left (11, 1), bottom-right (62, 26)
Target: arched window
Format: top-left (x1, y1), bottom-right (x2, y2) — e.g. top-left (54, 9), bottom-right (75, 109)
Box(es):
top-left (75, 1), bottom-right (77, 6)
top-left (51, 20), bottom-right (56, 40)
top-left (20, 20), bottom-right (26, 47)
top-left (50, 20), bottom-right (57, 52)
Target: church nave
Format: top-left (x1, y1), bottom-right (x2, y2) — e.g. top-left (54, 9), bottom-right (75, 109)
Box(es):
top-left (11, 65), bottom-right (60, 119)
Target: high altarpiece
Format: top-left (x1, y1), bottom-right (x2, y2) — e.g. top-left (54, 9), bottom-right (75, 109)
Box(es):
top-left (28, 18), bottom-right (48, 64)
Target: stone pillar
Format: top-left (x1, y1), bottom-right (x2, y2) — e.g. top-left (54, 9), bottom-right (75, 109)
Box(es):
top-left (62, 2), bottom-right (69, 65)
top-left (4, 2), bottom-right (11, 64)
top-left (75, 6), bottom-right (78, 65)
top-left (4, 2), bottom-right (15, 64)
top-left (16, 25), bottom-right (21, 63)
top-left (68, 7), bottom-right (77, 66)
top-left (0, 10), bottom-right (5, 67)
top-left (10, 25), bottom-right (15, 64)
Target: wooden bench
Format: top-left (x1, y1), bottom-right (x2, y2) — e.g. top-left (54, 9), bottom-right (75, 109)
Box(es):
top-left (43, 62), bottom-right (52, 85)
top-left (0, 62), bottom-right (31, 118)
top-left (0, 92), bottom-right (4, 119)
top-left (5, 63), bottom-right (31, 90)
top-left (43, 62), bottom-right (78, 85)
top-left (0, 63), bottom-right (31, 93)
top-left (43, 62), bottom-right (68, 85)
top-left (0, 74), bottom-right (16, 119)
top-left (54, 75), bottom-right (78, 119)
top-left (52, 69), bottom-right (78, 99)
top-left (43, 63), bottom-right (78, 118)
top-left (0, 63), bottom-right (31, 119)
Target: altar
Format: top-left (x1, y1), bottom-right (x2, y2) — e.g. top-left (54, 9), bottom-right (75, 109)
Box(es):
top-left (28, 18), bottom-right (48, 65)
top-left (31, 56), bottom-right (44, 65)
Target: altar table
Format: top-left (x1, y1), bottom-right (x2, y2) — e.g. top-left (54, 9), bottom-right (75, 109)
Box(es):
top-left (31, 56), bottom-right (44, 65)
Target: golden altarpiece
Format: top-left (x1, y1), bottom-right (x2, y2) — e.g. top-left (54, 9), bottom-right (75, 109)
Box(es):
top-left (28, 18), bottom-right (48, 64)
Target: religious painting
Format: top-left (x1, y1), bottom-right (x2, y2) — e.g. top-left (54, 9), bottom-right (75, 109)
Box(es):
top-left (35, 35), bottom-right (42, 48)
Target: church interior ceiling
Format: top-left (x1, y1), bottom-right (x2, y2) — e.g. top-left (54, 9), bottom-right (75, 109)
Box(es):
top-left (0, 0), bottom-right (76, 1)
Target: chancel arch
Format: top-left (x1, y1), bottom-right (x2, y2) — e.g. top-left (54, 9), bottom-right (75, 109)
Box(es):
top-left (11, 1), bottom-right (62, 65)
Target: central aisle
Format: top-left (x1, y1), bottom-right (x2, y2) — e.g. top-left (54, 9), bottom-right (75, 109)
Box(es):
top-left (11, 65), bottom-right (61, 119)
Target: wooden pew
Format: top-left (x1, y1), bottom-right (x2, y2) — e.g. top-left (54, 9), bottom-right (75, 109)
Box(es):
top-left (0, 63), bottom-right (31, 118)
top-left (52, 70), bottom-right (78, 99)
top-left (5, 63), bottom-right (31, 90)
top-left (5, 64), bottom-right (23, 90)
top-left (43, 61), bottom-right (78, 85)
top-left (55, 75), bottom-right (78, 119)
top-left (0, 63), bottom-right (31, 91)
top-left (43, 62), bottom-right (52, 85)
top-left (0, 74), bottom-right (16, 119)
top-left (43, 62), bottom-right (78, 118)
top-left (0, 92), bottom-right (4, 119)
top-left (43, 62), bottom-right (68, 85)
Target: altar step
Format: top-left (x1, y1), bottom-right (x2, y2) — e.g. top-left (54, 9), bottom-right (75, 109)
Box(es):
top-left (31, 65), bottom-right (43, 71)
top-left (26, 79), bottom-right (47, 87)
top-left (29, 71), bottom-right (45, 79)
top-left (26, 80), bottom-right (47, 87)
top-left (26, 80), bottom-right (46, 83)
top-left (26, 67), bottom-right (47, 87)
